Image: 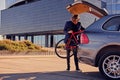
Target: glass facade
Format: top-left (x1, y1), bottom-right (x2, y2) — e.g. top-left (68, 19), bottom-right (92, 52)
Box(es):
top-left (2, 0), bottom-right (73, 47)
top-left (5, 0), bottom-right (24, 8)
top-left (3, 0), bottom-right (105, 47)
top-left (14, 35), bottom-right (64, 47)
top-left (34, 36), bottom-right (45, 46)
top-left (3, 0), bottom-right (120, 47)
top-left (102, 0), bottom-right (120, 14)
top-left (5, 0), bottom-right (40, 8)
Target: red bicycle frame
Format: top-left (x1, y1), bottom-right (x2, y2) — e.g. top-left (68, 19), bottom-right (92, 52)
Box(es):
top-left (66, 30), bottom-right (83, 49)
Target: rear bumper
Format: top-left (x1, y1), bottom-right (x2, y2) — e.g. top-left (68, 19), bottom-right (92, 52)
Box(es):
top-left (77, 45), bottom-right (97, 66)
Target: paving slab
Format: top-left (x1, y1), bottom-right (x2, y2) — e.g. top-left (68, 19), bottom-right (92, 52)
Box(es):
top-left (0, 55), bottom-right (105, 80)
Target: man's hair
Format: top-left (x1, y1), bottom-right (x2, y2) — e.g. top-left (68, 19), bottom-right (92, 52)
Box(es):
top-left (72, 15), bottom-right (79, 19)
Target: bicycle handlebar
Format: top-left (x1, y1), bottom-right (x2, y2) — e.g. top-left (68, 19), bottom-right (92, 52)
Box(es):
top-left (71, 30), bottom-right (84, 35)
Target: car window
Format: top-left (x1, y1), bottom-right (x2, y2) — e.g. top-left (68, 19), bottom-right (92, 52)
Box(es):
top-left (103, 16), bottom-right (120, 31)
top-left (106, 25), bottom-right (120, 31)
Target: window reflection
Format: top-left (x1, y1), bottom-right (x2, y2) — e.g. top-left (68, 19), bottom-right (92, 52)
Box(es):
top-left (105, 0), bottom-right (120, 14)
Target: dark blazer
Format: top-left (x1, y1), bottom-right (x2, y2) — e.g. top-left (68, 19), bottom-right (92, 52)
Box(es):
top-left (64, 21), bottom-right (84, 44)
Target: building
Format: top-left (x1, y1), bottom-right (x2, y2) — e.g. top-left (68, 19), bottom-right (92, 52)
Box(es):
top-left (0, 0), bottom-right (5, 40)
top-left (75, 0), bottom-right (102, 28)
top-left (101, 0), bottom-right (120, 14)
top-left (0, 0), bottom-right (110, 47)
top-left (0, 0), bottom-right (74, 47)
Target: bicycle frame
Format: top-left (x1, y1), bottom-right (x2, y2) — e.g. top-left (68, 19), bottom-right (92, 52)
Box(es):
top-left (66, 30), bottom-right (83, 49)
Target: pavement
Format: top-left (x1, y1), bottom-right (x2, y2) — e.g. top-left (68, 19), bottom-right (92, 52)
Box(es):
top-left (0, 55), bottom-right (106, 80)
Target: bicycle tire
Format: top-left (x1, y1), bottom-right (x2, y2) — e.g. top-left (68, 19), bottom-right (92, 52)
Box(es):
top-left (55, 39), bottom-right (74, 59)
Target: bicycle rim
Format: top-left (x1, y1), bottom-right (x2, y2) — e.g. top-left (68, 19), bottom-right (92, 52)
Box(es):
top-left (55, 39), bottom-right (73, 59)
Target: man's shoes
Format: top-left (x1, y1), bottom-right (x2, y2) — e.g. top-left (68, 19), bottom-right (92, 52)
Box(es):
top-left (76, 69), bottom-right (82, 72)
top-left (66, 68), bottom-right (70, 71)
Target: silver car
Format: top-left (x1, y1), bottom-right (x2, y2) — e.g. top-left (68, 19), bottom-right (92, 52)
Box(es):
top-left (67, 1), bottom-right (120, 80)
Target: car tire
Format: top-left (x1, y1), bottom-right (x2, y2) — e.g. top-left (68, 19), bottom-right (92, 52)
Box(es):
top-left (98, 51), bottom-right (120, 80)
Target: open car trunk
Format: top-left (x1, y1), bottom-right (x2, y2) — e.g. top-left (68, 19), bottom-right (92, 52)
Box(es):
top-left (66, 0), bottom-right (108, 18)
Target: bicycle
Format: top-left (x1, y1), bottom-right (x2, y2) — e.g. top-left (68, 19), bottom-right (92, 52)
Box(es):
top-left (55, 30), bottom-right (85, 59)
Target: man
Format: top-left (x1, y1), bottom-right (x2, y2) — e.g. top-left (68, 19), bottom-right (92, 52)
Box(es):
top-left (64, 15), bottom-right (84, 71)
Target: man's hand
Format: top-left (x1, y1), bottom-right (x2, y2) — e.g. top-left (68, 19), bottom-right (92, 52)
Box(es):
top-left (68, 30), bottom-right (73, 33)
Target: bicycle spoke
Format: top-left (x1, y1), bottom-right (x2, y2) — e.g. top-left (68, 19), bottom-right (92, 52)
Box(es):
top-left (55, 39), bottom-right (74, 59)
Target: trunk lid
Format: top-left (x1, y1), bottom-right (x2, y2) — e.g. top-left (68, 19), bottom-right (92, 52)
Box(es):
top-left (66, 0), bottom-right (108, 18)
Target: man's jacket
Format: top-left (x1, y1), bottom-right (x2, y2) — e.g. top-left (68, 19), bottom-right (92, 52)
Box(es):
top-left (64, 21), bottom-right (84, 44)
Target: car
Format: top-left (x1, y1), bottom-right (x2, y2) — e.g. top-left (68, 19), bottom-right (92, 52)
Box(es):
top-left (67, 1), bottom-right (120, 80)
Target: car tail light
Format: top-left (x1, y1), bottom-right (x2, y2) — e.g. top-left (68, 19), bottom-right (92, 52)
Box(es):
top-left (80, 33), bottom-right (89, 44)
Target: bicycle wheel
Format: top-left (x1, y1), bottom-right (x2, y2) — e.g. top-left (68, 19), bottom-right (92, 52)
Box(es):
top-left (55, 39), bottom-right (74, 59)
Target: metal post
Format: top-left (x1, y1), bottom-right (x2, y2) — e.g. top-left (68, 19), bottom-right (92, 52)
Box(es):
top-left (45, 35), bottom-right (49, 47)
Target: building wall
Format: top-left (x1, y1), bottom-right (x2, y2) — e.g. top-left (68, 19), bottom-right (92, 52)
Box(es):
top-left (0, 0), bottom-right (5, 40)
top-left (0, 0), bottom-right (5, 10)
top-left (0, 11), bottom-right (3, 40)
top-left (0, 0), bottom-right (74, 35)
top-left (105, 0), bottom-right (120, 14)
top-left (0, 0), bottom-right (107, 47)
top-left (5, 0), bottom-right (25, 8)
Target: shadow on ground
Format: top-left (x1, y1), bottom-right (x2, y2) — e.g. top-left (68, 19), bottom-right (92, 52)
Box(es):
top-left (0, 71), bottom-right (106, 80)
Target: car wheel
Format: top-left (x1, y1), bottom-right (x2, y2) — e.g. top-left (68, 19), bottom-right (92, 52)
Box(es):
top-left (99, 52), bottom-right (120, 80)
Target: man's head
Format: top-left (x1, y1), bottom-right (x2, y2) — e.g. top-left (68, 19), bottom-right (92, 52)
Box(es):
top-left (71, 15), bottom-right (80, 24)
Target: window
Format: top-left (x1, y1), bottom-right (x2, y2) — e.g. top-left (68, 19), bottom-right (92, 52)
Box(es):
top-left (26, 0), bottom-right (40, 3)
top-left (101, 1), bottom-right (107, 8)
top-left (105, 25), bottom-right (119, 31)
top-left (8, 0), bottom-right (41, 8)
top-left (103, 16), bottom-right (120, 31)
top-left (112, 0), bottom-right (117, 3)
top-left (116, 4), bottom-right (120, 10)
top-left (116, 0), bottom-right (120, 3)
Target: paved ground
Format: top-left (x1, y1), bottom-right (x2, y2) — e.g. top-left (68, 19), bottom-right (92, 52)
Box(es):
top-left (0, 55), bottom-right (106, 80)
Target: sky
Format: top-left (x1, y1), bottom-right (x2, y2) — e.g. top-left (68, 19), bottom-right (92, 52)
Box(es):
top-left (0, 0), bottom-right (5, 10)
